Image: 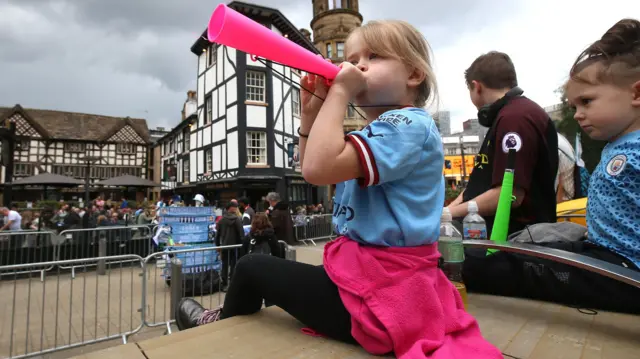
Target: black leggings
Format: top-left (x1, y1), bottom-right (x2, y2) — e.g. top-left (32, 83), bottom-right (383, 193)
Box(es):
top-left (463, 241), bottom-right (640, 314)
top-left (220, 254), bottom-right (356, 343)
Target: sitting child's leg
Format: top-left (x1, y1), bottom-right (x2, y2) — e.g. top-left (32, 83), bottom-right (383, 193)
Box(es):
top-left (176, 254), bottom-right (356, 343)
top-left (463, 241), bottom-right (640, 314)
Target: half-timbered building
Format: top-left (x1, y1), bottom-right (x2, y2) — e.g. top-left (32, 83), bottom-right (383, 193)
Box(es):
top-left (184, 1), bottom-right (324, 209)
top-left (0, 104), bottom-right (150, 203)
top-left (155, 91), bottom-right (198, 199)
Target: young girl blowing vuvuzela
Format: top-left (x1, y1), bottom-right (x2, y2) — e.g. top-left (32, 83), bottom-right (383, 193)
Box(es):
top-left (175, 19), bottom-right (501, 359)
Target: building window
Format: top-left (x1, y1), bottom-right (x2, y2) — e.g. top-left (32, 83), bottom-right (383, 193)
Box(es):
top-left (183, 159), bottom-right (190, 182)
top-left (328, 0), bottom-right (348, 9)
top-left (207, 44), bottom-right (217, 68)
top-left (169, 140), bottom-right (175, 154)
top-left (16, 140), bottom-right (30, 151)
top-left (14, 163), bottom-right (33, 176)
top-left (117, 143), bottom-right (135, 154)
top-left (346, 106), bottom-right (356, 119)
top-left (246, 71), bottom-right (266, 103)
top-left (205, 95), bottom-right (213, 124)
top-left (163, 161), bottom-right (175, 180)
top-left (205, 149), bottom-right (212, 173)
top-left (292, 88), bottom-right (301, 117)
top-left (326, 43), bottom-right (333, 58)
top-left (183, 127), bottom-right (190, 152)
top-left (163, 141), bottom-right (168, 155)
top-left (65, 143), bottom-right (85, 153)
top-left (52, 164), bottom-right (86, 178)
top-left (246, 131), bottom-right (267, 165)
top-left (336, 42), bottom-right (344, 58)
top-left (289, 185), bottom-right (308, 202)
top-left (89, 166), bottom-right (111, 179)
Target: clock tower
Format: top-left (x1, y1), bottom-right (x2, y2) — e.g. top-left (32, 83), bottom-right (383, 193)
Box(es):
top-left (310, 0), bottom-right (364, 132)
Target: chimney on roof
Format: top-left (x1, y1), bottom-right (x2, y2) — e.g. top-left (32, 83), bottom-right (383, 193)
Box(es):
top-left (299, 28), bottom-right (312, 42)
top-left (182, 90), bottom-right (197, 122)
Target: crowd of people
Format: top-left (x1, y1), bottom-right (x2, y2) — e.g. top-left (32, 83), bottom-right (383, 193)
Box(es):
top-left (0, 196), bottom-right (156, 234)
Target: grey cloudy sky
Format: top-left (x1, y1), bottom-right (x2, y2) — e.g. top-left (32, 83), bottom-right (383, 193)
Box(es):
top-left (0, 0), bottom-right (637, 130)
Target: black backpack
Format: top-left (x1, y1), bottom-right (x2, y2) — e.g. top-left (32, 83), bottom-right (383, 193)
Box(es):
top-left (248, 238), bottom-right (272, 255)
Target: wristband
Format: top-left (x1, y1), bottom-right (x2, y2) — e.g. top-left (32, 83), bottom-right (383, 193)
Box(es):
top-left (297, 127), bottom-right (309, 138)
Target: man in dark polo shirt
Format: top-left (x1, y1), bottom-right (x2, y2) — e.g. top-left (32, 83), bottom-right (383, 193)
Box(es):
top-left (447, 51), bottom-right (558, 236)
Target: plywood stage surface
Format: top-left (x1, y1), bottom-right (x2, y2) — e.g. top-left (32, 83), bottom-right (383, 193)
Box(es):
top-left (71, 295), bottom-right (640, 359)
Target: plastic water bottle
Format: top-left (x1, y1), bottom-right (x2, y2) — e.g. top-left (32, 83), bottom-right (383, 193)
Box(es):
top-left (439, 207), bottom-right (467, 307)
top-left (463, 201), bottom-right (487, 240)
top-left (438, 207), bottom-right (464, 282)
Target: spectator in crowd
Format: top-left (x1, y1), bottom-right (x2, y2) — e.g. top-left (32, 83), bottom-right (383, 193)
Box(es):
top-left (447, 51), bottom-right (559, 236)
top-left (243, 213), bottom-right (280, 257)
top-left (556, 133), bottom-right (577, 203)
top-left (265, 192), bottom-right (295, 245)
top-left (0, 207), bottom-right (22, 231)
top-left (215, 201), bottom-right (245, 291)
top-left (238, 197), bottom-right (255, 225)
top-left (62, 208), bottom-right (82, 231)
top-left (137, 209), bottom-right (153, 225)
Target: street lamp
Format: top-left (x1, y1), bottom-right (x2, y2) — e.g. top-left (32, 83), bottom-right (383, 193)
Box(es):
top-left (79, 156), bottom-right (101, 206)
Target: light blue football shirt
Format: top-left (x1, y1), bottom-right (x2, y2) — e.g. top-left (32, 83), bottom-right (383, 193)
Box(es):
top-left (587, 130), bottom-right (640, 267)
top-left (332, 107), bottom-right (444, 247)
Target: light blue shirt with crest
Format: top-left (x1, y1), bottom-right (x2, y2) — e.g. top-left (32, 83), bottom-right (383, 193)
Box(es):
top-left (332, 107), bottom-right (444, 247)
top-left (587, 130), bottom-right (640, 267)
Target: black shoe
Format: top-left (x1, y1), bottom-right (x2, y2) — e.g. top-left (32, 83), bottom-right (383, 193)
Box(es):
top-left (175, 298), bottom-right (206, 331)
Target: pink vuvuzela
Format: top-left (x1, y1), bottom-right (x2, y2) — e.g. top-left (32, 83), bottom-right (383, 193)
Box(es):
top-left (207, 4), bottom-right (340, 80)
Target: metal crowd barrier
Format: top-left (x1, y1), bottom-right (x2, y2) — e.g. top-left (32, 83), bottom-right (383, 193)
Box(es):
top-left (57, 225), bottom-right (154, 279)
top-left (0, 230), bottom-right (58, 280)
top-left (0, 254), bottom-right (145, 359)
top-left (293, 214), bottom-right (334, 245)
top-left (0, 241), bottom-right (299, 358)
top-left (0, 225), bottom-right (156, 282)
top-left (142, 244), bottom-right (243, 333)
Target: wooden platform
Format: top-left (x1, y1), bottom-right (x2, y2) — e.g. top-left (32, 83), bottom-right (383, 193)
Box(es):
top-left (67, 343), bottom-right (146, 359)
top-left (60, 245), bottom-right (640, 358)
top-left (72, 294), bottom-right (640, 359)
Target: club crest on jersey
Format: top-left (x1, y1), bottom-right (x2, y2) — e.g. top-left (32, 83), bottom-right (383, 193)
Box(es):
top-left (606, 154), bottom-right (627, 176)
top-left (501, 132), bottom-right (522, 153)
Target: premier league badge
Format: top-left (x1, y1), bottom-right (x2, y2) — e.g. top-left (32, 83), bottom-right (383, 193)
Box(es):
top-left (501, 132), bottom-right (523, 153)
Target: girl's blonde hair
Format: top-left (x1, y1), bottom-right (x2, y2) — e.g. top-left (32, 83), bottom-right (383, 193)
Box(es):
top-left (346, 20), bottom-right (437, 108)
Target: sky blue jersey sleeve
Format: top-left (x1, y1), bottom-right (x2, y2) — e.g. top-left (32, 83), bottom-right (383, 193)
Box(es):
top-left (345, 110), bottom-right (428, 187)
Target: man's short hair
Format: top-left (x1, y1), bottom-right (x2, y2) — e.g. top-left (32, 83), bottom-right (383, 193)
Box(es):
top-left (238, 197), bottom-right (249, 205)
top-left (226, 201), bottom-right (238, 210)
top-left (464, 51), bottom-right (518, 90)
top-left (266, 192), bottom-right (280, 202)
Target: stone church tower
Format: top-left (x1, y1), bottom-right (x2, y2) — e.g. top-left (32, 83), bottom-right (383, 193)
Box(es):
top-left (310, 0), bottom-right (364, 132)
